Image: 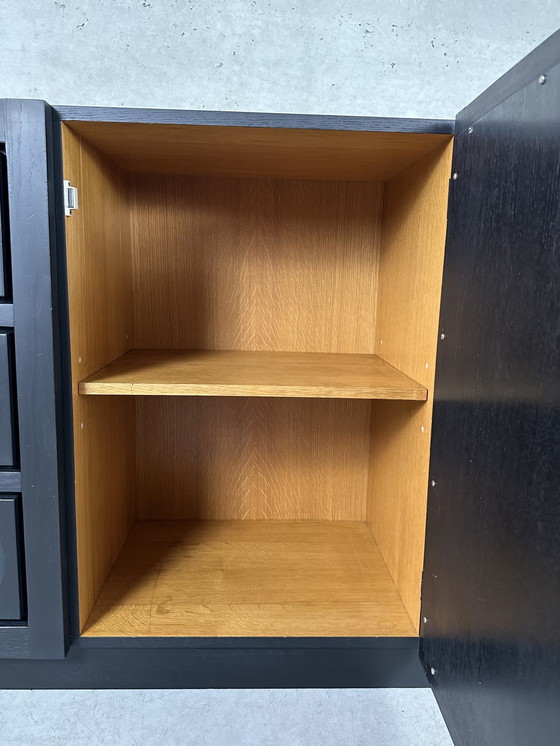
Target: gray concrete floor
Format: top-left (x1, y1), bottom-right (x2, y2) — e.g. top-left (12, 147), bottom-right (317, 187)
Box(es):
top-left (0, 688), bottom-right (452, 745)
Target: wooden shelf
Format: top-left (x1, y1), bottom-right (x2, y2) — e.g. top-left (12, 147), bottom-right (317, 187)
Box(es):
top-left (82, 520), bottom-right (417, 637)
top-left (78, 349), bottom-right (427, 400)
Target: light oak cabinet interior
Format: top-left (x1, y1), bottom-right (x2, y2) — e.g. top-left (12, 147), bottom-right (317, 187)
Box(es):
top-left (62, 121), bottom-right (453, 638)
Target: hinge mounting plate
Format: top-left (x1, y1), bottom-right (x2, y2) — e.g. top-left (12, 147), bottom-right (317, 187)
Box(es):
top-left (64, 180), bottom-right (78, 216)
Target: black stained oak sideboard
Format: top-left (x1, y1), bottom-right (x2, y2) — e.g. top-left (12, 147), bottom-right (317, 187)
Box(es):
top-left (1, 30), bottom-right (560, 746)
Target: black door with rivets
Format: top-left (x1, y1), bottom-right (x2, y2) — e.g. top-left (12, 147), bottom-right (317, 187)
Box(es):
top-left (421, 31), bottom-right (560, 746)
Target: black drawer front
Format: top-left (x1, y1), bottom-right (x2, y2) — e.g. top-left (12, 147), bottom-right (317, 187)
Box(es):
top-left (0, 150), bottom-right (9, 299)
top-left (0, 331), bottom-right (18, 467)
top-left (0, 495), bottom-right (24, 620)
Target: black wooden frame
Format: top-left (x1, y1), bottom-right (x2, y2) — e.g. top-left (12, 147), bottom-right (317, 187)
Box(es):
top-left (1, 101), bottom-right (454, 684)
top-left (54, 106), bottom-right (453, 132)
top-left (0, 100), bottom-right (69, 660)
top-left (0, 637), bottom-right (427, 689)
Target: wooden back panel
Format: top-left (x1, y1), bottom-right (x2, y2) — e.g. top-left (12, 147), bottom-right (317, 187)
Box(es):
top-left (135, 397), bottom-right (371, 521)
top-left (130, 174), bottom-right (383, 523)
top-left (130, 175), bottom-right (383, 353)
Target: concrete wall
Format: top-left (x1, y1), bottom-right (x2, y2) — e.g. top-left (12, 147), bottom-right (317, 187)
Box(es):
top-left (0, 1), bottom-right (558, 119)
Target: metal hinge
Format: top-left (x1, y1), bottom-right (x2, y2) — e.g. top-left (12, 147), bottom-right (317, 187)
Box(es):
top-left (64, 180), bottom-right (79, 216)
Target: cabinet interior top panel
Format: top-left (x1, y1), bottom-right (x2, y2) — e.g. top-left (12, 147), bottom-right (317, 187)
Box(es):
top-left (65, 121), bottom-right (452, 180)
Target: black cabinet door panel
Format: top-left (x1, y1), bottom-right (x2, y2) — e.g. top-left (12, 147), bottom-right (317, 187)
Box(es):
top-left (422, 30), bottom-right (560, 746)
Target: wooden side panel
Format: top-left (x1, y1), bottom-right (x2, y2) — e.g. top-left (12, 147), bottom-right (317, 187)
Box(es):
top-left (130, 176), bottom-right (382, 354)
top-left (62, 125), bottom-right (136, 630)
top-left (367, 142), bottom-right (453, 628)
top-left (136, 397), bottom-right (371, 521)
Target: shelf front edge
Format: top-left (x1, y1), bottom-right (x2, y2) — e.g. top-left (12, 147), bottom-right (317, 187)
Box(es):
top-left (78, 381), bottom-right (427, 400)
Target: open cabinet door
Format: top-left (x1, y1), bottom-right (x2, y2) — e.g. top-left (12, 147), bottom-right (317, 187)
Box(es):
top-left (421, 31), bottom-right (560, 746)
top-left (0, 100), bottom-right (69, 659)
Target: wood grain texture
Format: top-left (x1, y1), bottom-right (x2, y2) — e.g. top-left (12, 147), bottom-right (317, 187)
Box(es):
top-left (79, 349), bottom-right (427, 400)
top-left (135, 397), bottom-right (371, 520)
top-left (66, 121), bottom-right (451, 181)
top-left (63, 120), bottom-right (453, 638)
top-left (62, 124), bottom-right (136, 631)
top-left (82, 520), bottom-right (416, 637)
top-left (130, 175), bottom-right (382, 353)
top-left (367, 141), bottom-right (454, 628)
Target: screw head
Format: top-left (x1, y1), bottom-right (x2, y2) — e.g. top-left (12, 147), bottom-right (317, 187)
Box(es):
top-left (467, 126), bottom-right (474, 134)
top-left (538, 74), bottom-right (547, 85)
top-left (430, 667), bottom-right (437, 676)
top-left (440, 333), bottom-right (445, 340)
top-left (452, 172), bottom-right (458, 180)
top-left (431, 480), bottom-right (436, 487)
top-left (423, 616), bottom-right (428, 624)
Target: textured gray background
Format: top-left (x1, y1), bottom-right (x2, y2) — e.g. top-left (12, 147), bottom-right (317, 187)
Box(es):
top-left (0, 0), bottom-right (558, 118)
